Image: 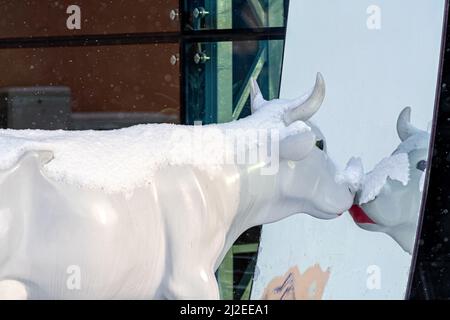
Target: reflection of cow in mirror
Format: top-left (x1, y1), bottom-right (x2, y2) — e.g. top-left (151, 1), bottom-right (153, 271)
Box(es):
top-left (350, 107), bottom-right (429, 254)
top-left (0, 73), bottom-right (355, 299)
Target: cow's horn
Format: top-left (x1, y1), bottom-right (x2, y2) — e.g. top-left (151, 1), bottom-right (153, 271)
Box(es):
top-left (397, 107), bottom-right (422, 141)
top-left (250, 77), bottom-right (266, 113)
top-left (284, 73), bottom-right (325, 125)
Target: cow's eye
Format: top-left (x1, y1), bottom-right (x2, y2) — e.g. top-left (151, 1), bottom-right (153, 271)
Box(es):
top-left (416, 160), bottom-right (427, 171)
top-left (315, 139), bottom-right (324, 151)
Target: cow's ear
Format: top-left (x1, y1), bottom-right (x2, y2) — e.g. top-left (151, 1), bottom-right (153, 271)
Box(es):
top-left (279, 131), bottom-right (316, 161)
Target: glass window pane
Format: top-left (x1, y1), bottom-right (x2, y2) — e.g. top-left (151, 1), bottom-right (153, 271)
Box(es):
top-left (0, 44), bottom-right (180, 130)
top-left (183, 0), bottom-right (288, 31)
top-left (184, 39), bottom-right (285, 125)
top-left (0, 0), bottom-right (180, 38)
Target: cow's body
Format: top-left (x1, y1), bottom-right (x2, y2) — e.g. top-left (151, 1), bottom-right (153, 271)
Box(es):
top-left (1, 151), bottom-right (167, 299)
top-left (0, 73), bottom-right (355, 299)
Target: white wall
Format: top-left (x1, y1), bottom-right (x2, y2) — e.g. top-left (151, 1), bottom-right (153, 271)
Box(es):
top-left (253, 0), bottom-right (445, 299)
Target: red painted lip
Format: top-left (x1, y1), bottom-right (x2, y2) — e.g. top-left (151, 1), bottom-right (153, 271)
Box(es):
top-left (349, 205), bottom-right (376, 224)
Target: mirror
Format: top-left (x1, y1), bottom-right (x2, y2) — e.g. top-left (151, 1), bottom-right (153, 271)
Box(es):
top-left (252, 0), bottom-right (446, 299)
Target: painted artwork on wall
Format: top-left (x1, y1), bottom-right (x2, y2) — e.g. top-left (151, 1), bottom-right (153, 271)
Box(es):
top-left (252, 0), bottom-right (446, 299)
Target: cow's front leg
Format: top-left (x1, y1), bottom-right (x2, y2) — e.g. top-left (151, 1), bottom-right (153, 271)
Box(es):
top-left (0, 280), bottom-right (29, 300)
top-left (162, 223), bottom-right (225, 300)
top-left (163, 231), bottom-right (224, 300)
top-left (162, 216), bottom-right (225, 300)
top-left (155, 167), bottom-right (228, 299)
top-left (165, 268), bottom-right (220, 300)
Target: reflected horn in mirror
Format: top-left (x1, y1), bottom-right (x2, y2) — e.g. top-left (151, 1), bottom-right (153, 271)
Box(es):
top-left (397, 106), bottom-right (424, 141)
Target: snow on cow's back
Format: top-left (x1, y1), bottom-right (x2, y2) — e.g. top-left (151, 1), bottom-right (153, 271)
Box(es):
top-left (0, 106), bottom-right (309, 194)
top-left (0, 124), bottom-right (222, 193)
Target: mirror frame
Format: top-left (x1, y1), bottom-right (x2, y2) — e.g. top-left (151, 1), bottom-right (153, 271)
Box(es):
top-left (407, 0), bottom-right (450, 299)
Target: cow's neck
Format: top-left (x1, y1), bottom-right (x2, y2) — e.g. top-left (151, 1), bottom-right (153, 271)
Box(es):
top-left (215, 161), bottom-right (303, 270)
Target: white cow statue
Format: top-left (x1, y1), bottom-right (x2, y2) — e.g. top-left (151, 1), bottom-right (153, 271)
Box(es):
top-left (349, 107), bottom-right (430, 254)
top-left (0, 73), bottom-right (355, 299)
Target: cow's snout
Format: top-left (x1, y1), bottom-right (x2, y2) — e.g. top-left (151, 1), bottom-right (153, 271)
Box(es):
top-left (340, 183), bottom-right (357, 214)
